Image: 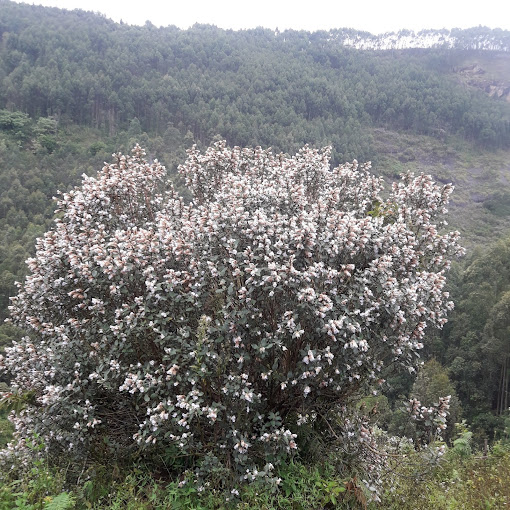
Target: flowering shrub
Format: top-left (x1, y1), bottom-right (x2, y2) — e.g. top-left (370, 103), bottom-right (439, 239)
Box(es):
top-left (0, 142), bottom-right (463, 487)
top-left (407, 395), bottom-right (451, 447)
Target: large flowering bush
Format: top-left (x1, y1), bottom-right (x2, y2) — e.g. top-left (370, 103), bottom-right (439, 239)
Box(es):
top-left (1, 142), bottom-right (463, 486)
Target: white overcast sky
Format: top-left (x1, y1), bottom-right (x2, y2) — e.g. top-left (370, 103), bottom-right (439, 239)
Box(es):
top-left (15, 0), bottom-right (510, 33)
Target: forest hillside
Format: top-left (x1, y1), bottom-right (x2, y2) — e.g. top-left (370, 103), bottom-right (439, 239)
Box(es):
top-left (0, 1), bottom-right (510, 508)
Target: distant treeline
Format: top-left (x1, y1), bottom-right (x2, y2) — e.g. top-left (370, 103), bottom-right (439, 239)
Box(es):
top-left (332, 26), bottom-right (510, 51)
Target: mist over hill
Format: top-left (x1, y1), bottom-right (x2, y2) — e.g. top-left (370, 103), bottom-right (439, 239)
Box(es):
top-left (328, 26), bottom-right (510, 51)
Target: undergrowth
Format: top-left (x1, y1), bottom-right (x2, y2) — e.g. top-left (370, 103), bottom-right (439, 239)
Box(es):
top-left (379, 441), bottom-right (510, 510)
top-left (0, 441), bottom-right (509, 509)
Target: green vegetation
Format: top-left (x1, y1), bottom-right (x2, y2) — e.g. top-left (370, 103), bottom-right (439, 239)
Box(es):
top-left (1, 0), bottom-right (510, 155)
top-left (379, 440), bottom-right (510, 509)
top-left (0, 0), bottom-right (510, 507)
top-left (435, 238), bottom-right (510, 438)
top-left (0, 432), bottom-right (508, 508)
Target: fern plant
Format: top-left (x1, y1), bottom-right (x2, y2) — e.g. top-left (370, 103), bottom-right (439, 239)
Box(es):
top-left (43, 492), bottom-right (75, 510)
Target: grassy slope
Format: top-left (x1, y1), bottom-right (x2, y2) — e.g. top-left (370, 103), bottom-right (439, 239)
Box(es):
top-left (370, 128), bottom-right (510, 251)
top-left (370, 50), bottom-right (510, 252)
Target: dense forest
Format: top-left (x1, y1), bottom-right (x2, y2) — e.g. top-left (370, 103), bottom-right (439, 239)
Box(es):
top-left (1, 0), bottom-right (510, 154)
top-left (1, 1), bottom-right (510, 507)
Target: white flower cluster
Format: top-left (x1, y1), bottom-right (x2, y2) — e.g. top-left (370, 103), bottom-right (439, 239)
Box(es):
top-left (0, 142), bottom-right (463, 486)
top-left (407, 395), bottom-right (452, 444)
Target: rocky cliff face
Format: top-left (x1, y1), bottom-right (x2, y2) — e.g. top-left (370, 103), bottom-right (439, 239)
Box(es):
top-left (487, 83), bottom-right (510, 101)
top-left (455, 63), bottom-right (510, 102)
